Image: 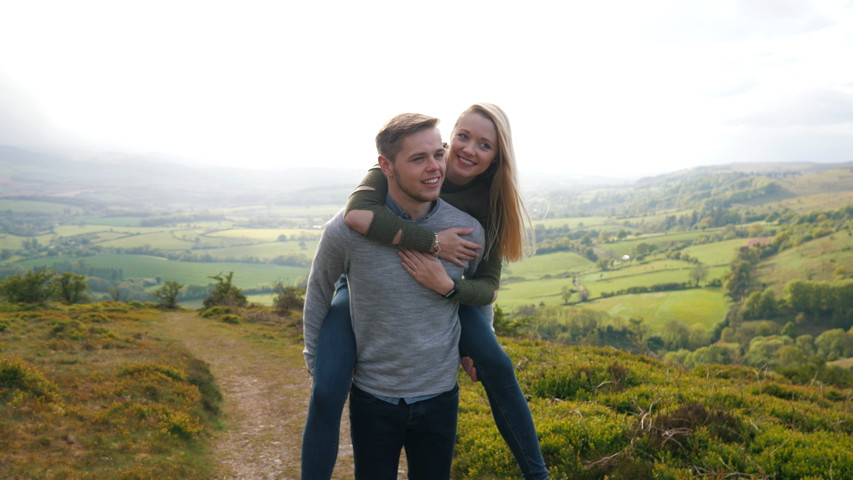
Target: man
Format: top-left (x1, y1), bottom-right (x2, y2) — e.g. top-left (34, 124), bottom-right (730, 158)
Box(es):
top-left (302, 113), bottom-right (485, 479)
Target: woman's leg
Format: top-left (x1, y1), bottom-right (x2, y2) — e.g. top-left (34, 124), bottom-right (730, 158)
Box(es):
top-left (458, 304), bottom-right (549, 480)
top-left (301, 276), bottom-right (356, 480)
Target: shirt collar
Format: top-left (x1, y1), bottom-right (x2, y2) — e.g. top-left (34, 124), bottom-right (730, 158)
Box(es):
top-left (385, 194), bottom-right (440, 222)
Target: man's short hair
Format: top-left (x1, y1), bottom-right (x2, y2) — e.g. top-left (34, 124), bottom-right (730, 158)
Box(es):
top-left (375, 113), bottom-right (439, 162)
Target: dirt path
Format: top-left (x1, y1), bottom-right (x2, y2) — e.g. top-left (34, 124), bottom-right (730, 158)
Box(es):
top-left (158, 312), bottom-right (354, 479)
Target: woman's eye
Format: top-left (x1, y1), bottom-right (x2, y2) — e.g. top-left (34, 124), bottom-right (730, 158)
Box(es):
top-left (480, 143), bottom-right (492, 150)
top-left (458, 133), bottom-right (468, 140)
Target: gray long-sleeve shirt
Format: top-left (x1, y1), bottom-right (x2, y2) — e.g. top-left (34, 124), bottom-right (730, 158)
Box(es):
top-left (303, 197), bottom-right (484, 399)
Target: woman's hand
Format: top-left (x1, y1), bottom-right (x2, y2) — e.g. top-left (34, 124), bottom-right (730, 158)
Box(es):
top-left (398, 248), bottom-right (455, 295)
top-left (436, 228), bottom-right (482, 267)
top-left (461, 357), bottom-right (478, 382)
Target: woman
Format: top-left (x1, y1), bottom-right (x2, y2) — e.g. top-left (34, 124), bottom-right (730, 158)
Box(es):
top-left (302, 103), bottom-right (548, 480)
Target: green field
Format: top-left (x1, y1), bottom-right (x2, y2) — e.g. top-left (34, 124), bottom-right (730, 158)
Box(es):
top-left (0, 198), bottom-right (83, 214)
top-left (533, 216), bottom-right (612, 229)
top-left (756, 231), bottom-right (853, 294)
top-left (602, 229), bottom-right (727, 255)
top-left (206, 228), bottom-right (322, 242)
top-left (211, 240), bottom-right (320, 261)
top-left (20, 254), bottom-right (308, 289)
top-left (0, 233), bottom-right (26, 250)
top-left (502, 250), bottom-right (594, 280)
top-left (52, 224), bottom-right (182, 237)
top-left (581, 287), bottom-right (730, 333)
top-left (681, 238), bottom-right (747, 266)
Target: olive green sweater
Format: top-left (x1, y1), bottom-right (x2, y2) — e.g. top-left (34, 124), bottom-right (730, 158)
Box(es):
top-left (344, 166), bottom-right (501, 306)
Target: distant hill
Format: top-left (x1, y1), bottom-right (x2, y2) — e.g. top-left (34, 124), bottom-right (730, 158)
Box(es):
top-left (0, 145), bottom-right (367, 208)
top-left (3, 144), bottom-right (850, 215)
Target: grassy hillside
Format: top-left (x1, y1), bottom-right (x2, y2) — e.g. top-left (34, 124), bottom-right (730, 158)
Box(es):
top-left (0, 302), bottom-right (223, 478)
top-left (457, 338), bottom-right (852, 479)
top-left (2, 302), bottom-right (850, 479)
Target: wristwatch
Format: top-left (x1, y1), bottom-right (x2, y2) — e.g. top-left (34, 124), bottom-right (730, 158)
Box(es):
top-left (442, 279), bottom-right (459, 299)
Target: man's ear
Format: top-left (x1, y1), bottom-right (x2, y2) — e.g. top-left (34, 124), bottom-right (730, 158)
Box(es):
top-left (378, 155), bottom-right (393, 177)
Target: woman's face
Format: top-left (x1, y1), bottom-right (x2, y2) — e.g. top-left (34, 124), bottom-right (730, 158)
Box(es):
top-left (446, 111), bottom-right (498, 185)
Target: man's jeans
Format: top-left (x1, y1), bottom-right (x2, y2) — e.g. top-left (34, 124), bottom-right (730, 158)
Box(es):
top-left (348, 384), bottom-right (459, 480)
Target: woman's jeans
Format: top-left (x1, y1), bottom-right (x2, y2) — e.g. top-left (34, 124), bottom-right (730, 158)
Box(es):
top-left (457, 304), bottom-right (548, 480)
top-left (301, 277), bottom-right (356, 480)
top-left (301, 278), bottom-right (549, 480)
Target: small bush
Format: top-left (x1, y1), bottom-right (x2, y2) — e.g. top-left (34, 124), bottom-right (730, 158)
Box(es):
top-left (119, 362), bottom-right (187, 382)
top-left (199, 306), bottom-right (233, 318)
top-left (0, 357), bottom-right (60, 404)
top-left (221, 314), bottom-right (242, 325)
top-left (273, 283), bottom-right (304, 315)
top-left (202, 272), bottom-right (246, 308)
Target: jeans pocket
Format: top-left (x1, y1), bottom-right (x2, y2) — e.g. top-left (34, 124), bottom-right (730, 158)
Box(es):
top-left (436, 384), bottom-right (459, 404)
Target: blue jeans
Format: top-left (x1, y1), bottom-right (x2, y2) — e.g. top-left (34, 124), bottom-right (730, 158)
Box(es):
top-left (301, 278), bottom-right (549, 480)
top-left (349, 384), bottom-right (459, 480)
top-left (301, 277), bottom-right (356, 480)
top-left (458, 304), bottom-right (549, 480)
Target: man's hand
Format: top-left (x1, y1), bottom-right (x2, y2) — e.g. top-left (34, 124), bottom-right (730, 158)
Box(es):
top-left (461, 356), bottom-right (478, 382)
top-left (436, 228), bottom-right (481, 267)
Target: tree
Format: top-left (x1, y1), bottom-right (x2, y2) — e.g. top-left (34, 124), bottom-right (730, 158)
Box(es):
top-left (814, 329), bottom-right (853, 361)
top-left (0, 267), bottom-right (55, 304)
top-left (560, 285), bottom-right (573, 305)
top-left (273, 282), bottom-right (304, 315)
top-left (203, 272), bottom-right (247, 308)
top-left (723, 260), bottom-right (753, 301)
top-left (493, 305), bottom-right (528, 337)
top-left (661, 319), bottom-right (690, 350)
top-left (154, 280), bottom-right (184, 309)
top-left (744, 335), bottom-right (792, 366)
top-left (51, 272), bottom-right (89, 304)
top-left (108, 286), bottom-right (124, 302)
top-left (688, 265), bottom-right (708, 287)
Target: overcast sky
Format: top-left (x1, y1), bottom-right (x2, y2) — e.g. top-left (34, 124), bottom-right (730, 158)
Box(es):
top-left (1, 0), bottom-right (852, 178)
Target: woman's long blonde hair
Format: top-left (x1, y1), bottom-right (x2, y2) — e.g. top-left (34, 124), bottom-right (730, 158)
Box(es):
top-left (455, 103), bottom-right (535, 263)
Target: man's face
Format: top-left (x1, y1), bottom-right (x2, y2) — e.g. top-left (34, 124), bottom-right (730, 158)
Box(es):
top-left (381, 128), bottom-right (446, 204)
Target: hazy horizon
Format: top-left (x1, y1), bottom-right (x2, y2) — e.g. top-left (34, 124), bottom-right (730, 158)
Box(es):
top-left (2, 1), bottom-right (852, 178)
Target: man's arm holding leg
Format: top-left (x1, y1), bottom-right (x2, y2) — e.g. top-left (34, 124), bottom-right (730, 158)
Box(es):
top-left (302, 217), bottom-right (347, 374)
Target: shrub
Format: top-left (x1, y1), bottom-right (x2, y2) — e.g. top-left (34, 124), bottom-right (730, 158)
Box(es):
top-left (273, 283), bottom-right (304, 315)
top-left (199, 306), bottom-right (233, 318)
top-left (0, 357), bottom-right (60, 404)
top-left (119, 362), bottom-right (187, 382)
top-left (153, 280), bottom-right (184, 309)
top-left (202, 272), bottom-right (246, 308)
top-left (0, 268), bottom-right (55, 304)
top-left (51, 272), bottom-right (89, 304)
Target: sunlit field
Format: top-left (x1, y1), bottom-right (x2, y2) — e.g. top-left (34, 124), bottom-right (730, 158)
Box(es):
top-left (20, 254), bottom-right (308, 289)
top-left (581, 287), bottom-right (730, 333)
